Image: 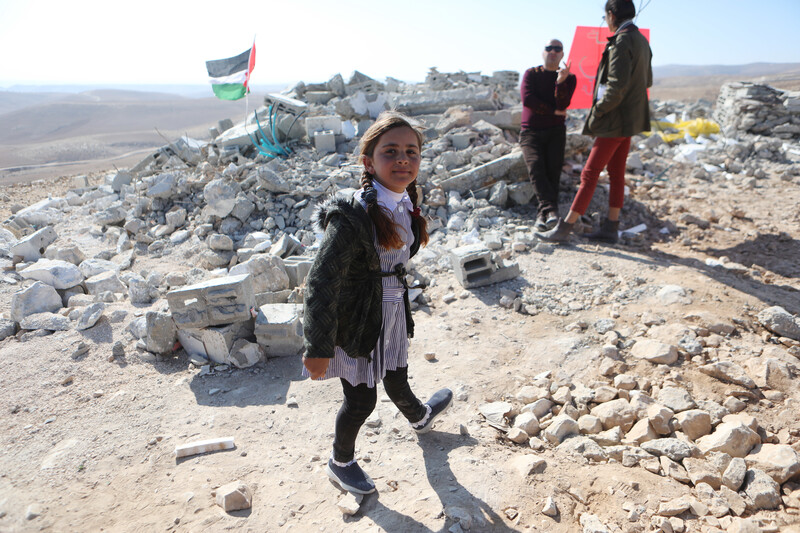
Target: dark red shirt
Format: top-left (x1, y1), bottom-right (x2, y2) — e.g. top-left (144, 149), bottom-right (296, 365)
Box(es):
top-left (520, 66), bottom-right (576, 130)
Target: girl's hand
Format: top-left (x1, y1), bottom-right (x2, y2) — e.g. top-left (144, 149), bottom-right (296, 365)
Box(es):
top-left (303, 356), bottom-right (330, 380)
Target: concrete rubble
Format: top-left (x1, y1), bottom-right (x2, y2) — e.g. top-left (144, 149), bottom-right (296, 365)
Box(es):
top-left (2, 69), bottom-right (800, 530)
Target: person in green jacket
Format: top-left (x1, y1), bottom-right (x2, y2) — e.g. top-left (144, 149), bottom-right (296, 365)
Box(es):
top-left (536, 0), bottom-right (652, 244)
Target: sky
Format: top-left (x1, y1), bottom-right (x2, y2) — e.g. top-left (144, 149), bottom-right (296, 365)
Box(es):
top-left (1, 0), bottom-right (799, 88)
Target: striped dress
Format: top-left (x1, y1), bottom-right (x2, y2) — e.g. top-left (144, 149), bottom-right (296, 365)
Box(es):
top-left (302, 186), bottom-right (413, 387)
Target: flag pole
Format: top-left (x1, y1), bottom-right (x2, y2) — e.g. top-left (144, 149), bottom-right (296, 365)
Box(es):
top-left (244, 36), bottom-right (256, 149)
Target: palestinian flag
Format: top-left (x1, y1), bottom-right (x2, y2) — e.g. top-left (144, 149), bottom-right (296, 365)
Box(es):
top-left (206, 43), bottom-right (256, 100)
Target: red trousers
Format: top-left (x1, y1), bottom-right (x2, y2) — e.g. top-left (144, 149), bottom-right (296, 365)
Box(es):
top-left (570, 136), bottom-right (631, 215)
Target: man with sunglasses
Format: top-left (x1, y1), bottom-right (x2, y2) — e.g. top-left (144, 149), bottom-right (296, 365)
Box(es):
top-left (519, 39), bottom-right (576, 232)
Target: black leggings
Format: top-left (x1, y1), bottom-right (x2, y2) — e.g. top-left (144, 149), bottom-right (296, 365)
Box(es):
top-left (332, 366), bottom-right (426, 463)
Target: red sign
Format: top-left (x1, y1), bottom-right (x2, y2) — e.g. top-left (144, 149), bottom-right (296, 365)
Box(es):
top-left (567, 26), bottom-right (650, 110)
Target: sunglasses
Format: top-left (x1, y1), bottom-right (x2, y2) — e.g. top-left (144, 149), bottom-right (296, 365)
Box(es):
top-left (545, 46), bottom-right (563, 52)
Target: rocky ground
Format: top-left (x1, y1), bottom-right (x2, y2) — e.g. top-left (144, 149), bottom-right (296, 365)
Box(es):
top-left (1, 73), bottom-right (800, 532)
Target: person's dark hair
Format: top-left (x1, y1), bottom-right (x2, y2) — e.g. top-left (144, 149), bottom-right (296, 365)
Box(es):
top-left (605, 0), bottom-right (635, 21)
top-left (358, 111), bottom-right (429, 249)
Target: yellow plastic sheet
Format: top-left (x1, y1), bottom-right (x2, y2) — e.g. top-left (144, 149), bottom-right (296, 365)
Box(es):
top-left (645, 118), bottom-right (720, 143)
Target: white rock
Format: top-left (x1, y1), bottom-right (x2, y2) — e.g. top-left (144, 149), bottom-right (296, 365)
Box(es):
top-left (674, 409), bottom-right (711, 440)
top-left (742, 468), bottom-right (780, 510)
top-left (215, 480), bottom-right (252, 512)
top-left (630, 339), bottom-right (678, 364)
top-left (227, 339), bottom-right (264, 369)
top-left (646, 404), bottom-right (675, 435)
top-left (479, 401), bottom-right (512, 428)
top-left (11, 226), bottom-right (57, 261)
top-left (513, 412), bottom-right (540, 436)
top-left (11, 281), bottom-right (63, 322)
top-left (579, 513), bottom-right (611, 533)
top-left (698, 362), bottom-right (756, 389)
top-left (683, 457), bottom-right (722, 489)
top-left (20, 259), bottom-right (83, 289)
top-left (75, 303), bottom-right (106, 330)
top-left (722, 457), bottom-right (747, 490)
top-left (590, 398), bottom-right (636, 432)
top-left (695, 421), bottom-right (761, 458)
top-left (657, 386), bottom-right (696, 413)
top-left (543, 415), bottom-right (579, 444)
top-left (541, 496), bottom-right (558, 517)
top-left (578, 415), bottom-right (603, 434)
top-left (511, 454), bottom-right (546, 477)
top-left (757, 306), bottom-right (800, 341)
top-left (745, 443), bottom-right (800, 484)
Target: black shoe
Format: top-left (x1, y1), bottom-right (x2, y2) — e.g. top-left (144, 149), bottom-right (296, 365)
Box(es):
top-left (326, 458), bottom-right (376, 494)
top-left (534, 212), bottom-right (548, 232)
top-left (534, 218), bottom-right (574, 243)
top-left (545, 213), bottom-right (559, 230)
top-left (586, 219), bottom-right (620, 244)
top-left (412, 388), bottom-right (453, 434)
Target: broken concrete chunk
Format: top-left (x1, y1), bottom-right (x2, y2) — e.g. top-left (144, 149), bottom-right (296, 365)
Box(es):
top-left (20, 259), bottom-right (84, 289)
top-left (11, 281), bottom-right (63, 323)
top-left (167, 274), bottom-right (255, 329)
top-left (757, 306), bottom-right (800, 341)
top-left (630, 339), bottom-right (679, 365)
top-left (254, 304), bottom-right (304, 357)
top-left (215, 480), bottom-right (252, 512)
top-left (144, 311), bottom-right (177, 355)
top-left (695, 422), bottom-right (761, 458)
top-left (698, 362), bottom-right (756, 389)
top-left (175, 436), bottom-right (235, 458)
top-left (11, 226), bottom-right (57, 262)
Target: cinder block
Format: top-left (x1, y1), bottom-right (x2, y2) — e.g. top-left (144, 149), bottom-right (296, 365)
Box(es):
top-left (313, 130), bottom-right (336, 153)
top-left (167, 274), bottom-right (255, 329)
top-left (450, 244), bottom-right (520, 289)
top-left (254, 304), bottom-right (304, 357)
top-left (305, 115), bottom-right (343, 138)
top-left (283, 256), bottom-right (314, 288)
top-left (263, 93), bottom-right (307, 116)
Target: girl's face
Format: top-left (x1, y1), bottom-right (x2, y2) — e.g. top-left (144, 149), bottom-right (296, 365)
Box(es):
top-left (363, 126), bottom-right (421, 194)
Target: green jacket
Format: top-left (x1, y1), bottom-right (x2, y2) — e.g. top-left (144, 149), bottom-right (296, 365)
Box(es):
top-left (583, 24), bottom-right (653, 138)
top-left (302, 192), bottom-right (421, 360)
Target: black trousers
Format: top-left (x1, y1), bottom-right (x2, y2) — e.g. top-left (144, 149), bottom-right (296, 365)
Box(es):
top-left (332, 366), bottom-right (426, 463)
top-left (519, 125), bottom-right (567, 217)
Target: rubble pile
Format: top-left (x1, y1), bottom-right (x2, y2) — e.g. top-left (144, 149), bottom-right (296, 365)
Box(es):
top-left (715, 82), bottom-right (800, 140)
top-left (481, 302), bottom-right (800, 532)
top-left (1, 73), bottom-right (799, 361)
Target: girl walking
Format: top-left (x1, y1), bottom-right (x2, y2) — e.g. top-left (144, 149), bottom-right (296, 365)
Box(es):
top-left (302, 111), bottom-right (453, 495)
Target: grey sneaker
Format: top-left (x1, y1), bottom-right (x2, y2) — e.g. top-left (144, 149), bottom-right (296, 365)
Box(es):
top-left (545, 213), bottom-right (559, 230)
top-left (326, 458), bottom-right (376, 494)
top-left (412, 388), bottom-right (453, 434)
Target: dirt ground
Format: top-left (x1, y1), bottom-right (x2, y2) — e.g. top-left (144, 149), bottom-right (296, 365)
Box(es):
top-left (1, 148), bottom-right (799, 532)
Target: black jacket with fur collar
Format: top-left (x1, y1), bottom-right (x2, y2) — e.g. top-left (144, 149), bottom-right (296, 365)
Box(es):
top-left (302, 191), bottom-right (422, 360)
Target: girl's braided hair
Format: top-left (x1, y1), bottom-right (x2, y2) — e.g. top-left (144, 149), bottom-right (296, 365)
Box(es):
top-left (358, 111), bottom-right (429, 249)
